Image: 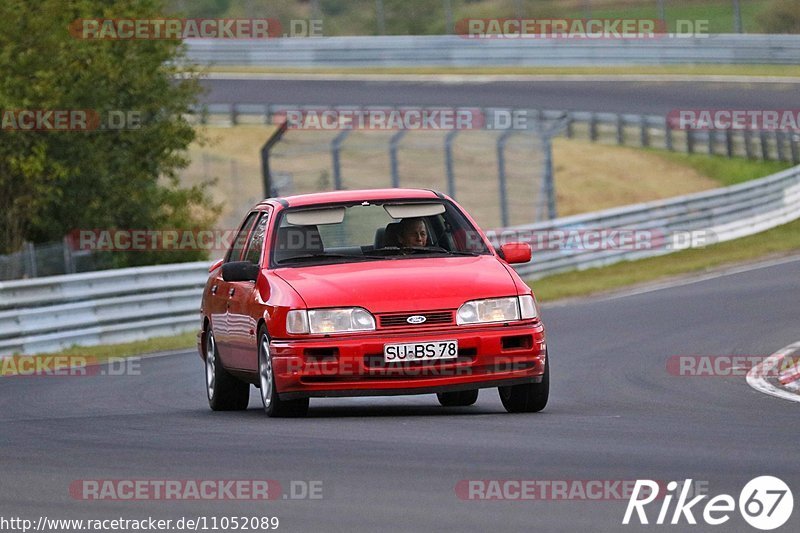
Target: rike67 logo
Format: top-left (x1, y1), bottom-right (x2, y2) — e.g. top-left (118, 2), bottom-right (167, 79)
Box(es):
top-left (623, 476), bottom-right (793, 530)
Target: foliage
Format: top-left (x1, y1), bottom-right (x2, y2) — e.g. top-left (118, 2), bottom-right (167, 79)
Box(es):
top-left (0, 0), bottom-right (218, 266)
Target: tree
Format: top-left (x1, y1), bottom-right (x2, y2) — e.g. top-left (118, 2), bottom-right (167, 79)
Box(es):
top-left (757, 0), bottom-right (800, 34)
top-left (0, 0), bottom-right (218, 266)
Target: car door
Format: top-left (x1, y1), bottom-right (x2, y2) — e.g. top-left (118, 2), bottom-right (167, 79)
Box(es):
top-left (226, 209), bottom-right (270, 371)
top-left (214, 211), bottom-right (259, 365)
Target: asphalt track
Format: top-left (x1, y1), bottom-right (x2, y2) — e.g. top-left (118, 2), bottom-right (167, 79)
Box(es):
top-left (2, 255), bottom-right (799, 533)
top-left (199, 77), bottom-right (800, 114)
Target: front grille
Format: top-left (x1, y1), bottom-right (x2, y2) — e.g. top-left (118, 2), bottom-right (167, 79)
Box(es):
top-left (378, 311), bottom-right (454, 328)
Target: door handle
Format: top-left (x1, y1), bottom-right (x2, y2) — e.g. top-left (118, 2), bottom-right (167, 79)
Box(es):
top-left (229, 288), bottom-right (235, 297)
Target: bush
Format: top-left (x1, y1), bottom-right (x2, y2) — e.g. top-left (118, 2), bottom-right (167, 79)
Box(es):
top-left (757, 0), bottom-right (800, 33)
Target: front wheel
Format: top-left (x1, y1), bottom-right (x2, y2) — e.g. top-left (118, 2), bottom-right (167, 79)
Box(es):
top-left (258, 329), bottom-right (309, 418)
top-left (498, 354), bottom-right (549, 413)
top-left (205, 329), bottom-right (249, 411)
top-left (437, 389), bottom-right (479, 407)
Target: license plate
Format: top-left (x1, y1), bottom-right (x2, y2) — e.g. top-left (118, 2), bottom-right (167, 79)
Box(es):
top-left (383, 340), bottom-right (458, 363)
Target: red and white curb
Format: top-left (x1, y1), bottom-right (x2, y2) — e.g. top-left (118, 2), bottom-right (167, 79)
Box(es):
top-left (747, 341), bottom-right (800, 402)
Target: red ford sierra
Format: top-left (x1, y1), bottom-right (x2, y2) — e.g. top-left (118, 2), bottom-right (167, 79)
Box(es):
top-left (198, 189), bottom-right (548, 417)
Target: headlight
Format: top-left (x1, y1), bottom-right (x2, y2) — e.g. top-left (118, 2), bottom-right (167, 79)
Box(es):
top-left (456, 296), bottom-right (538, 325)
top-left (286, 308), bottom-right (376, 334)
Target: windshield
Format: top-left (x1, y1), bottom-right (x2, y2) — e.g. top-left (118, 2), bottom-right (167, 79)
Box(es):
top-left (270, 200), bottom-right (491, 267)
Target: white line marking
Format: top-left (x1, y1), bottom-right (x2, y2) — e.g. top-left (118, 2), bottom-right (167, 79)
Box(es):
top-left (747, 341), bottom-right (800, 404)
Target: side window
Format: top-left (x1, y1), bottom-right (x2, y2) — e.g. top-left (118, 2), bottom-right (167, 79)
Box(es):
top-left (243, 212), bottom-right (269, 265)
top-left (226, 212), bottom-right (259, 263)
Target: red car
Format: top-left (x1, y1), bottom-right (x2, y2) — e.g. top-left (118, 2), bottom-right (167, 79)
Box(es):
top-left (198, 188), bottom-right (548, 417)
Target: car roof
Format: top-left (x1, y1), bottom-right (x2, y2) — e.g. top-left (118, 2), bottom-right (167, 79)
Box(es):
top-left (260, 188), bottom-right (443, 209)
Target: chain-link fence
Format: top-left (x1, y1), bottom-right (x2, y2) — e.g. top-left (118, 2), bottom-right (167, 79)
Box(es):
top-left (0, 240), bottom-right (112, 281)
top-left (267, 128), bottom-right (552, 229)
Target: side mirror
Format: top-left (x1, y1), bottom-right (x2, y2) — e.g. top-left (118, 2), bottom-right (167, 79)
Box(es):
top-left (221, 261), bottom-right (259, 282)
top-left (498, 242), bottom-right (532, 264)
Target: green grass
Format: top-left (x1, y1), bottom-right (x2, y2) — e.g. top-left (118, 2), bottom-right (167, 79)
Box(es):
top-left (33, 331), bottom-right (195, 359)
top-left (563, 0), bottom-right (773, 34)
top-left (170, 0), bottom-right (788, 36)
top-left (203, 65), bottom-right (800, 78)
top-left (530, 217), bottom-right (800, 302)
top-left (651, 150), bottom-right (794, 187)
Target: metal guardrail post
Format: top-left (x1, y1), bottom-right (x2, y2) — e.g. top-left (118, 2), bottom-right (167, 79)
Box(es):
top-left (616, 115), bottom-right (624, 145)
top-left (640, 115), bottom-right (649, 147)
top-left (389, 130), bottom-right (407, 188)
top-left (665, 124), bottom-right (673, 151)
top-left (331, 130), bottom-right (351, 190)
top-left (775, 132), bottom-right (786, 162)
top-left (589, 113), bottom-right (598, 142)
top-left (760, 131), bottom-right (769, 160)
top-left (542, 135), bottom-right (557, 220)
top-left (687, 130), bottom-right (695, 154)
top-left (260, 120), bottom-right (289, 198)
top-left (565, 114), bottom-right (573, 138)
top-left (230, 104), bottom-right (238, 126)
top-left (444, 130), bottom-right (459, 199)
top-left (725, 129), bottom-right (734, 158)
top-left (744, 130), bottom-right (754, 159)
top-left (62, 237), bottom-right (74, 275)
top-left (791, 135), bottom-right (799, 165)
top-left (496, 130), bottom-right (514, 228)
top-left (25, 242), bottom-right (37, 278)
top-left (707, 130), bottom-right (715, 155)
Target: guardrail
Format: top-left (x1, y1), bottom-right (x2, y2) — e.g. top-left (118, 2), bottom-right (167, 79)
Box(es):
top-left (1, 168), bottom-right (798, 355)
top-left (0, 263), bottom-right (208, 355)
top-left (507, 164), bottom-right (800, 279)
top-left (197, 104), bottom-right (800, 164)
top-left (184, 35), bottom-right (800, 67)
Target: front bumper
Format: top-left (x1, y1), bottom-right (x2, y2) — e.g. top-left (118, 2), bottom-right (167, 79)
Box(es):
top-left (269, 322), bottom-right (546, 400)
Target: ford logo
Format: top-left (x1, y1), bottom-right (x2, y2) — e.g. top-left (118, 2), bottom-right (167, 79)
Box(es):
top-left (407, 315), bottom-right (427, 324)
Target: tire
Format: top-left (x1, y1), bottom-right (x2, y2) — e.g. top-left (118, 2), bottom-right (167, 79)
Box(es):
top-left (205, 329), bottom-right (249, 411)
top-left (437, 389), bottom-right (479, 407)
top-left (258, 329), bottom-right (309, 418)
top-left (498, 353), bottom-right (549, 413)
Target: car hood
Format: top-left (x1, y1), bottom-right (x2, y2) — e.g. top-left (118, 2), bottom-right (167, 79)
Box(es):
top-left (274, 255), bottom-right (518, 313)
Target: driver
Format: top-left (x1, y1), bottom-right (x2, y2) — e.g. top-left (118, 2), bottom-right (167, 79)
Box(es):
top-left (398, 217), bottom-right (428, 247)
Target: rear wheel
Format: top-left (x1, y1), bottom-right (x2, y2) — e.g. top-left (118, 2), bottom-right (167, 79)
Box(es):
top-left (205, 329), bottom-right (249, 411)
top-left (498, 354), bottom-right (549, 413)
top-left (258, 329), bottom-right (309, 418)
top-left (437, 389), bottom-right (479, 407)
